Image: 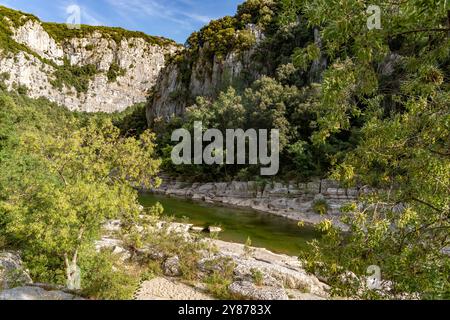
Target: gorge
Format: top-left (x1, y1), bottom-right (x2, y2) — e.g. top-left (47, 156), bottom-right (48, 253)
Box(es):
top-left (0, 0), bottom-right (448, 301)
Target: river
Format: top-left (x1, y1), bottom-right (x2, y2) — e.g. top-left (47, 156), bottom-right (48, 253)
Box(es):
top-left (139, 193), bottom-right (322, 256)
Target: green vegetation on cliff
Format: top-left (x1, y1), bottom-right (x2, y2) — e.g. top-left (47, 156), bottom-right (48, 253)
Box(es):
top-left (0, 6), bottom-right (39, 54)
top-left (42, 22), bottom-right (177, 47)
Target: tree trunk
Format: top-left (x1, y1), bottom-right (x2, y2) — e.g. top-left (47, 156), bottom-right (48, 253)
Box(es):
top-left (65, 252), bottom-right (81, 291)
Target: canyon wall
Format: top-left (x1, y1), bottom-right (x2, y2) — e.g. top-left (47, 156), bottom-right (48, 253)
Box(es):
top-left (0, 8), bottom-right (179, 112)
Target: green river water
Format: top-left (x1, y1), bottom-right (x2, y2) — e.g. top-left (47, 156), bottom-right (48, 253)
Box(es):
top-left (138, 193), bottom-right (321, 256)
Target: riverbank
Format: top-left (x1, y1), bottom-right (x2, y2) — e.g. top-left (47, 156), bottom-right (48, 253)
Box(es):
top-left (100, 218), bottom-right (331, 300)
top-left (0, 220), bottom-right (331, 300)
top-left (133, 238), bottom-right (330, 300)
top-left (150, 179), bottom-right (359, 230)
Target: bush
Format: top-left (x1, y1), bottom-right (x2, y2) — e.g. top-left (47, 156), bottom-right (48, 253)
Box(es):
top-left (312, 199), bottom-right (329, 215)
top-left (107, 63), bottom-right (126, 83)
top-left (50, 60), bottom-right (98, 93)
top-left (17, 85), bottom-right (28, 95)
top-left (251, 268), bottom-right (264, 286)
top-left (204, 257), bottom-right (236, 299)
top-left (80, 251), bottom-right (140, 300)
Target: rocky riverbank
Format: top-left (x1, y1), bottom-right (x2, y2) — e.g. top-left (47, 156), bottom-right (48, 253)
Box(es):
top-left (98, 219), bottom-right (331, 300)
top-left (1, 219), bottom-right (331, 300)
top-left (151, 179), bottom-right (360, 230)
top-left (133, 238), bottom-right (330, 300)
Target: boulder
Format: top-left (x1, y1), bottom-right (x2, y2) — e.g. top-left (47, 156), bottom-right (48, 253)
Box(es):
top-left (0, 251), bottom-right (33, 290)
top-left (190, 226), bottom-right (205, 233)
top-left (207, 226), bottom-right (222, 233)
top-left (94, 237), bottom-right (131, 261)
top-left (0, 286), bottom-right (82, 300)
top-left (163, 256), bottom-right (181, 277)
top-left (228, 281), bottom-right (289, 300)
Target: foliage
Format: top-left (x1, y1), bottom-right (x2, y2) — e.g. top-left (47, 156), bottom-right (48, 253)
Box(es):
top-left (107, 62), bottom-right (126, 83)
top-left (236, 0), bottom-right (276, 27)
top-left (157, 76), bottom-right (351, 181)
top-left (50, 60), bottom-right (99, 93)
top-left (111, 103), bottom-right (149, 138)
top-left (42, 22), bottom-right (176, 47)
top-left (251, 268), bottom-right (264, 286)
top-left (80, 250), bottom-right (140, 300)
top-left (0, 6), bottom-right (41, 54)
top-left (0, 89), bottom-right (161, 297)
top-left (296, 0), bottom-right (450, 299)
top-left (312, 198), bottom-right (329, 215)
top-left (203, 256), bottom-right (236, 299)
top-left (151, 0), bottom-right (450, 299)
top-left (187, 16), bottom-right (256, 59)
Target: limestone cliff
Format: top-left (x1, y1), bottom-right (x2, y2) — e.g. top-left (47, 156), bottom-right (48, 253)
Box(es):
top-left (146, 24), bottom-right (265, 123)
top-left (0, 6), bottom-right (180, 112)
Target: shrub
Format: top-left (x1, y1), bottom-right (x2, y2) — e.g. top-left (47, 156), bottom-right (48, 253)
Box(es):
top-left (80, 251), bottom-right (140, 300)
top-left (17, 85), bottom-right (28, 95)
top-left (107, 63), bottom-right (126, 83)
top-left (204, 257), bottom-right (236, 299)
top-left (251, 268), bottom-right (264, 286)
top-left (50, 60), bottom-right (98, 93)
top-left (312, 199), bottom-right (329, 215)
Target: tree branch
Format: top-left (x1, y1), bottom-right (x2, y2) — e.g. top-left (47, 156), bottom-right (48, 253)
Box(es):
top-left (410, 197), bottom-right (443, 213)
top-left (393, 28), bottom-right (450, 37)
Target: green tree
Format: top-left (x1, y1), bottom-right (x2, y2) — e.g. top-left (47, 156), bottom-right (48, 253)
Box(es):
top-left (0, 92), bottom-right (161, 291)
top-left (297, 0), bottom-right (450, 299)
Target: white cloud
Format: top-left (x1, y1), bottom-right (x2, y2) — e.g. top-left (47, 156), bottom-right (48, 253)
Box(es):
top-left (106, 0), bottom-right (211, 29)
top-left (182, 12), bottom-right (212, 24)
top-left (81, 6), bottom-right (104, 25)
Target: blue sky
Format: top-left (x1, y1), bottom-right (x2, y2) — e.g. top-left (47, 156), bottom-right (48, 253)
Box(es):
top-left (0, 0), bottom-right (244, 43)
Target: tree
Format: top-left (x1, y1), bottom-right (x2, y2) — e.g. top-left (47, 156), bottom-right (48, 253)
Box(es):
top-left (296, 0), bottom-right (450, 298)
top-left (0, 93), bottom-right (161, 290)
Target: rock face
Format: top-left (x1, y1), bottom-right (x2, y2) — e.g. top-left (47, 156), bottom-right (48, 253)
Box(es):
top-left (0, 251), bottom-right (32, 290)
top-left (228, 281), bottom-right (289, 300)
top-left (200, 239), bottom-right (330, 300)
top-left (152, 179), bottom-right (358, 229)
top-left (146, 25), bottom-right (264, 123)
top-left (0, 286), bottom-right (82, 300)
top-left (0, 10), bottom-right (179, 112)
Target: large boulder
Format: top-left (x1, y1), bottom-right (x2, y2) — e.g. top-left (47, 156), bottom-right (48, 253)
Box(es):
top-left (0, 251), bottom-right (33, 290)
